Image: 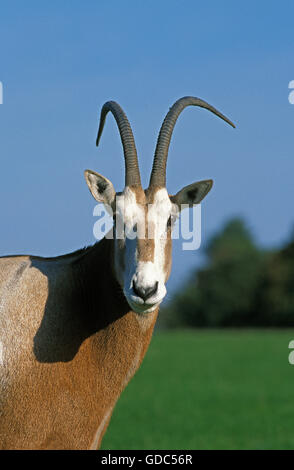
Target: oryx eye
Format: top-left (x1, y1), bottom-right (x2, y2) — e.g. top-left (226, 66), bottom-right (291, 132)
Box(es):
top-left (167, 214), bottom-right (177, 230)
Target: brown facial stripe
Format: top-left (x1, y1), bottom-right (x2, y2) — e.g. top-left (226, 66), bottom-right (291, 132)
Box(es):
top-left (136, 204), bottom-right (155, 262)
top-left (137, 237), bottom-right (155, 262)
top-left (128, 186), bottom-right (152, 263)
top-left (146, 186), bottom-right (173, 274)
top-left (164, 231), bottom-right (172, 280)
top-left (128, 185), bottom-right (173, 265)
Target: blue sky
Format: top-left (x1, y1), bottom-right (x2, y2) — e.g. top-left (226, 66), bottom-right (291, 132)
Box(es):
top-left (0, 1), bottom-right (293, 295)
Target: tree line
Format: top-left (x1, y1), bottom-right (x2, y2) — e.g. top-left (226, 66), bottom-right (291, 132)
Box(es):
top-left (159, 218), bottom-right (294, 328)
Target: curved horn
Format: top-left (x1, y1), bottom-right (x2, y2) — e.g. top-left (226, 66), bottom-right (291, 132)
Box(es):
top-left (96, 101), bottom-right (141, 187)
top-left (149, 96), bottom-right (235, 187)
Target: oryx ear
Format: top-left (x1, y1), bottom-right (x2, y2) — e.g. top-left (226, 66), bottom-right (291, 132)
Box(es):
top-left (84, 169), bottom-right (116, 206)
top-left (170, 180), bottom-right (213, 209)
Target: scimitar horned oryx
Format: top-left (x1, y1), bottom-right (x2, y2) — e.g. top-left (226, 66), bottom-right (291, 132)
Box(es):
top-left (0, 96), bottom-right (235, 449)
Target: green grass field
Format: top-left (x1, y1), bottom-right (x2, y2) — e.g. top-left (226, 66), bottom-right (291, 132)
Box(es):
top-left (101, 329), bottom-right (294, 450)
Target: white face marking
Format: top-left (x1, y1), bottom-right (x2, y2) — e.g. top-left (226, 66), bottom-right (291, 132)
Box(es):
top-left (114, 187), bottom-right (178, 314)
top-left (115, 187), bottom-right (145, 239)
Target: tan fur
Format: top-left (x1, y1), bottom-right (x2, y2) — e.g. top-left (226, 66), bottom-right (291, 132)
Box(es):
top-left (0, 238), bottom-right (158, 449)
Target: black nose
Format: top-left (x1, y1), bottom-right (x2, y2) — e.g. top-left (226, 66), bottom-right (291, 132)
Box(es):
top-left (132, 281), bottom-right (158, 302)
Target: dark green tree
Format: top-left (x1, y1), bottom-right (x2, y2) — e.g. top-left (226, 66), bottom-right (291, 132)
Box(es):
top-left (159, 218), bottom-right (265, 328)
top-left (254, 229), bottom-right (294, 326)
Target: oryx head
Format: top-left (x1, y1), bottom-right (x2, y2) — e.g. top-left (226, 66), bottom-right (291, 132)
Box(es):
top-left (85, 97), bottom-right (235, 314)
